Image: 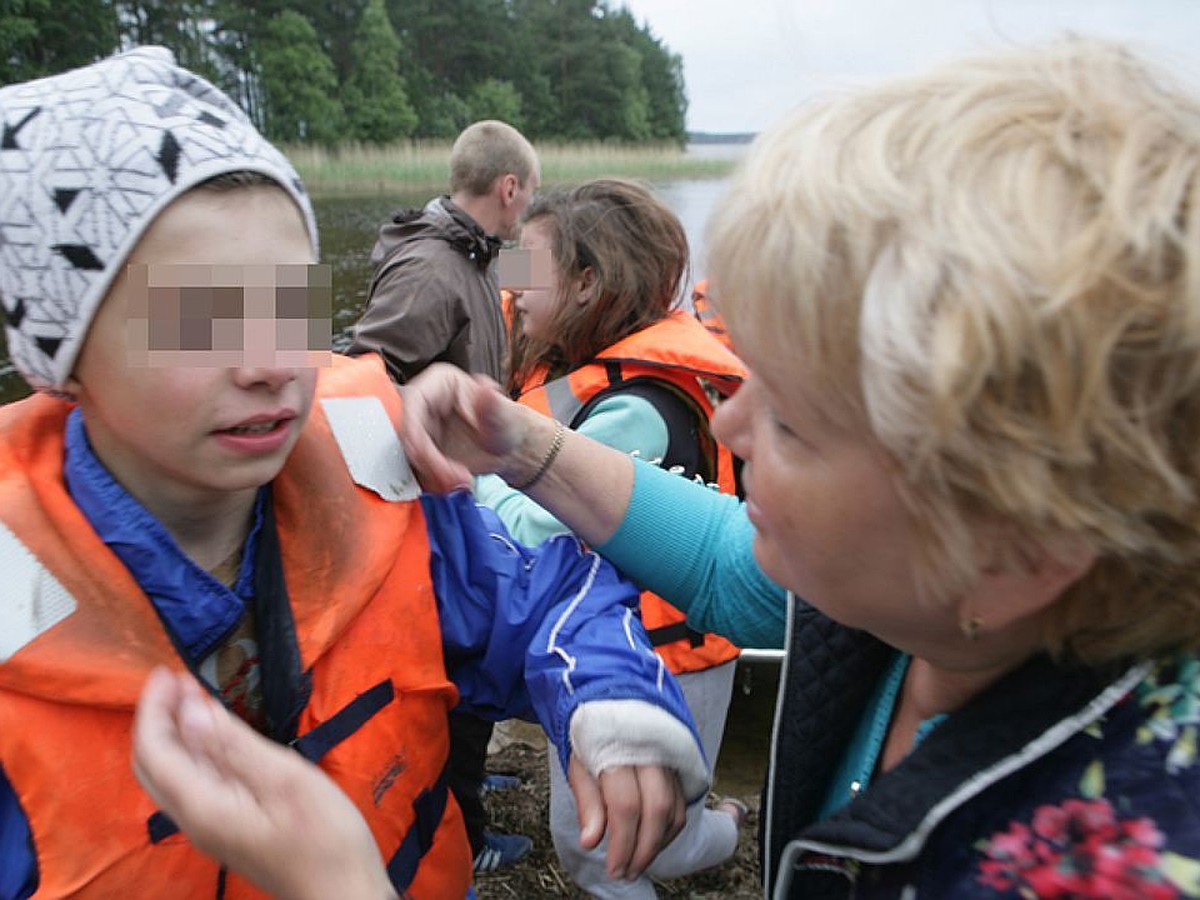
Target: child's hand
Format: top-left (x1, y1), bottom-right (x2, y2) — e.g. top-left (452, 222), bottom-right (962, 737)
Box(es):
top-left (567, 755), bottom-right (687, 881)
top-left (132, 668), bottom-right (397, 900)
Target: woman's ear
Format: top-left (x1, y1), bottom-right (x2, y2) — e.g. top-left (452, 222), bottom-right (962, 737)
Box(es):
top-left (967, 533), bottom-right (1097, 634)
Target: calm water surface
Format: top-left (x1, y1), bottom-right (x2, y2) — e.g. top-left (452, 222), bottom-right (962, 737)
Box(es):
top-left (0, 175), bottom-right (731, 403)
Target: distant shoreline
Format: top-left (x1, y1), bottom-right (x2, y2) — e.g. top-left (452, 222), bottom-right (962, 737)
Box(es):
top-left (288, 140), bottom-right (741, 198)
top-left (688, 131), bottom-right (756, 144)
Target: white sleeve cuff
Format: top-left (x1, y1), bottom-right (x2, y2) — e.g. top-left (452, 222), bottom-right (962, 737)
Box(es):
top-left (568, 699), bottom-right (711, 801)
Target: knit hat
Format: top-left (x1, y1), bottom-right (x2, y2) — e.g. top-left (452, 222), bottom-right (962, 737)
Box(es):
top-left (0, 46), bottom-right (319, 392)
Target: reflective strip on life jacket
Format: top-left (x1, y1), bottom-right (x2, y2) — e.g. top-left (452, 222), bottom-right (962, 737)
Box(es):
top-left (690, 279), bottom-right (736, 355)
top-left (0, 518), bottom-right (76, 663)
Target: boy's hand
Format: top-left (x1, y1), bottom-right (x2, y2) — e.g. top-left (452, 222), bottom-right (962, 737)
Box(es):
top-left (132, 668), bottom-right (397, 900)
top-left (567, 755), bottom-right (687, 881)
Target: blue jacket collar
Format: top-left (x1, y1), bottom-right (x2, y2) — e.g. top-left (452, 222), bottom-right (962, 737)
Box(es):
top-left (62, 407), bottom-right (264, 662)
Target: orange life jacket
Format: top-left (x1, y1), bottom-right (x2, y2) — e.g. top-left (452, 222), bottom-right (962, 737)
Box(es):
top-left (0, 354), bottom-right (472, 899)
top-left (516, 311), bottom-right (745, 674)
top-left (690, 279), bottom-right (736, 355)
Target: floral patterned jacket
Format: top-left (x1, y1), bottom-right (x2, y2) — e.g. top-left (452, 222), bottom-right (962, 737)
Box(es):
top-left (762, 601), bottom-right (1200, 899)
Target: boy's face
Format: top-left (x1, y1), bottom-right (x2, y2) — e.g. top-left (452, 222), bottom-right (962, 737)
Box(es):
top-left (66, 185), bottom-right (321, 517)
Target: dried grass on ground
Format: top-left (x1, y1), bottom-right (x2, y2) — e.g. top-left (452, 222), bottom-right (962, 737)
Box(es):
top-left (474, 737), bottom-right (762, 900)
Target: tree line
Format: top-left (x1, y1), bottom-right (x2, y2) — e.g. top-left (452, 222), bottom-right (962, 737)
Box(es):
top-left (0, 0), bottom-right (688, 145)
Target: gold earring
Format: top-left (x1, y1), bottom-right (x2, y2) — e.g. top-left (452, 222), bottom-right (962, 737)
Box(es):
top-left (962, 615), bottom-right (982, 641)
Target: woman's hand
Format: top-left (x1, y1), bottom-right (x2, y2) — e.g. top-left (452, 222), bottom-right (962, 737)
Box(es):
top-left (400, 363), bottom-right (637, 547)
top-left (398, 363), bottom-right (523, 491)
top-left (132, 668), bottom-right (397, 900)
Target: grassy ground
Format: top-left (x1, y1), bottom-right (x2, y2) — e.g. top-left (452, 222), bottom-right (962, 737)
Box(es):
top-left (284, 140), bottom-right (736, 197)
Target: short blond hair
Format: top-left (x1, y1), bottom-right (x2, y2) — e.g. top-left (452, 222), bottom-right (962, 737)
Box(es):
top-left (449, 120), bottom-right (538, 196)
top-left (708, 38), bottom-right (1200, 665)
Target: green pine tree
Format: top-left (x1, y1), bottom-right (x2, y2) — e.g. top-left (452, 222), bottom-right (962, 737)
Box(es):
top-left (257, 10), bottom-right (343, 145)
top-left (343, 0), bottom-right (417, 143)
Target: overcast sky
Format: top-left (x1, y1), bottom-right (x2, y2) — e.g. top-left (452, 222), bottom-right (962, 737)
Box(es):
top-left (618, 0), bottom-right (1200, 133)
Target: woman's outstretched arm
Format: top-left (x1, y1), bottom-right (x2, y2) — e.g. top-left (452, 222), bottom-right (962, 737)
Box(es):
top-left (399, 364), bottom-right (636, 547)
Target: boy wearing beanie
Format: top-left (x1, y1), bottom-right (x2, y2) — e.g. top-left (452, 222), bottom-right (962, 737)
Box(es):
top-left (0, 48), bottom-right (705, 899)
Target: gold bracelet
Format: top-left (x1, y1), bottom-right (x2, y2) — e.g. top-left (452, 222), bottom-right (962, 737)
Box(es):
top-left (510, 421), bottom-right (566, 491)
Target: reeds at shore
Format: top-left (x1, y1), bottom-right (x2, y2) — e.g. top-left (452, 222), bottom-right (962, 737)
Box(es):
top-left (284, 140), bottom-right (737, 197)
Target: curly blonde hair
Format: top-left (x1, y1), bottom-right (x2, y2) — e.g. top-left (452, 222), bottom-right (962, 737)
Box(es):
top-left (708, 38), bottom-right (1200, 665)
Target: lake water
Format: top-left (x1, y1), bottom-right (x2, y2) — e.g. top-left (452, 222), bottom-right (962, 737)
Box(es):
top-left (0, 170), bottom-right (736, 404)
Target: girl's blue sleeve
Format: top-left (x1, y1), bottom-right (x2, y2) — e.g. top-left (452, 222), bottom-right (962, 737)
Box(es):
top-left (421, 490), bottom-right (696, 754)
top-left (0, 765), bottom-right (36, 900)
top-left (597, 460), bottom-right (788, 649)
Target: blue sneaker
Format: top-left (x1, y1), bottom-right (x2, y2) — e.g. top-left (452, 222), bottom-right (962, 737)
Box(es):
top-left (473, 830), bottom-right (532, 873)
top-left (480, 773), bottom-right (521, 794)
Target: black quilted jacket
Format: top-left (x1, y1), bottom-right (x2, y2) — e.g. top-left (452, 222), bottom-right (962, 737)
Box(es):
top-left (761, 598), bottom-right (1200, 898)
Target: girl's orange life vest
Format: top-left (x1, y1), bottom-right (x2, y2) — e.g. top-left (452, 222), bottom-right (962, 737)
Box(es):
top-left (0, 354), bottom-right (472, 899)
top-left (516, 311), bottom-right (745, 675)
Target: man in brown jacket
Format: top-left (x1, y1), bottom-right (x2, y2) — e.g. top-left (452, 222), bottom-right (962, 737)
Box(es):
top-left (347, 119), bottom-right (540, 875)
top-left (348, 120), bottom-right (539, 385)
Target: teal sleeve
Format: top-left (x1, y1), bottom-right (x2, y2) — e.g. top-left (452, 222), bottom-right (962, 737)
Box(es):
top-left (596, 461), bottom-right (788, 649)
top-left (474, 393), bottom-right (669, 547)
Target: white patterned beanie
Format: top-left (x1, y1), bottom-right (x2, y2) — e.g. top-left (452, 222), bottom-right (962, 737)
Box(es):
top-left (0, 46), bottom-right (319, 392)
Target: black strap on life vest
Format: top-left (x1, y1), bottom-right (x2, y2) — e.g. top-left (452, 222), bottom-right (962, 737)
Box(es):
top-left (646, 621), bottom-right (706, 648)
top-left (150, 679), bottom-right (444, 897)
top-left (571, 363), bottom-right (719, 485)
top-left (148, 678), bottom-right (400, 844)
top-left (151, 755), bottom-right (451, 898)
top-left (291, 679), bottom-right (396, 763)
top-left (147, 810), bottom-right (179, 844)
top-left (252, 491), bottom-right (314, 746)
top-left (282, 679), bottom-right (450, 895)
top-left (386, 765), bottom-right (451, 892)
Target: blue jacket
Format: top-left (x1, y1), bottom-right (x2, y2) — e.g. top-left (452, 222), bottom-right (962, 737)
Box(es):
top-left (0, 404), bottom-right (700, 899)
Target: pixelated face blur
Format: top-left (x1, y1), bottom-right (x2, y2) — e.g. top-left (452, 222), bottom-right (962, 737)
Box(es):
top-left (508, 219), bottom-right (563, 343)
top-left (67, 185), bottom-right (323, 518)
top-left (124, 260), bottom-right (331, 368)
top-left (711, 325), bottom-right (960, 650)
